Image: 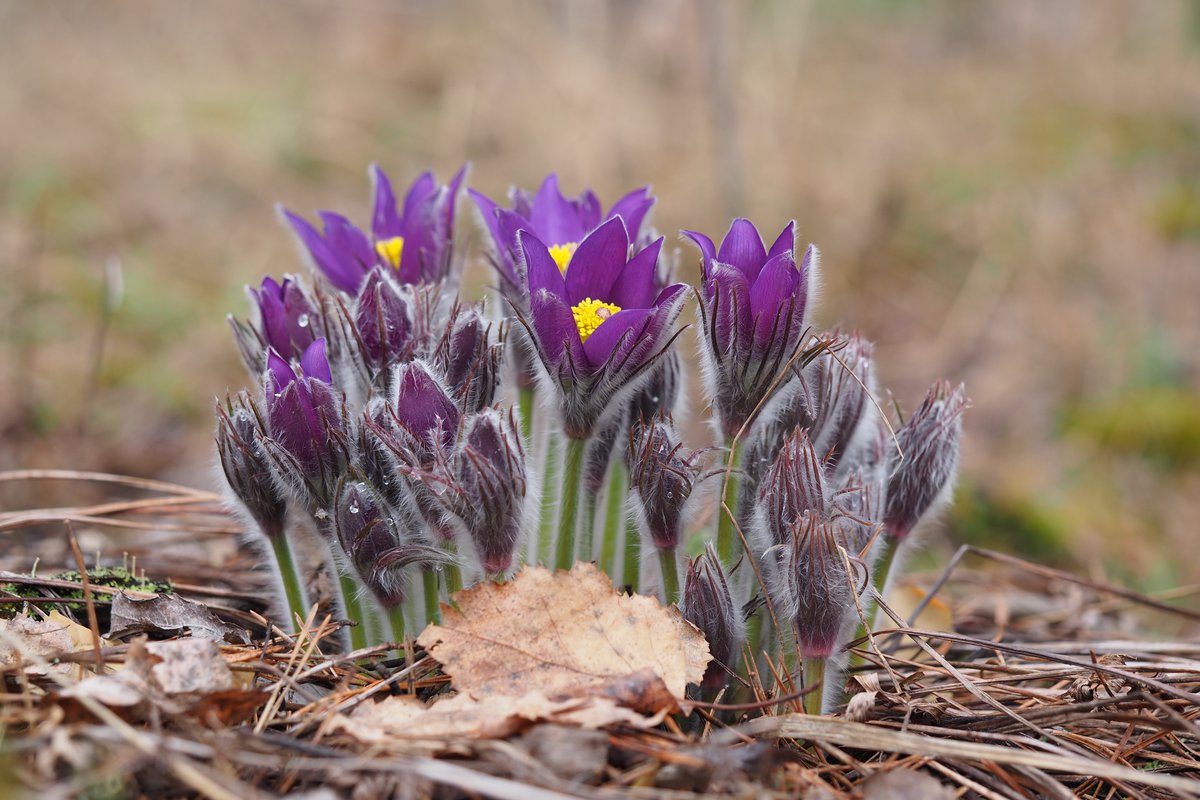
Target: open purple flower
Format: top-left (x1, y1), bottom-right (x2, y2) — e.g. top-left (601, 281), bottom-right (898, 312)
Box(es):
top-left (517, 218), bottom-right (686, 438)
top-left (470, 174), bottom-right (655, 292)
top-left (682, 219), bottom-right (818, 438)
top-left (283, 165), bottom-right (466, 294)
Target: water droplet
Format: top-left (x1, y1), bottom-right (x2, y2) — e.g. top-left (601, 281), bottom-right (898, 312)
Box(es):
top-left (297, 314), bottom-right (310, 328)
top-left (666, 491), bottom-right (674, 500)
top-left (348, 503), bottom-right (360, 514)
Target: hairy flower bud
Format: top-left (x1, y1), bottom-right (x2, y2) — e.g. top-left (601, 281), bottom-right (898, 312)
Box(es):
top-left (333, 476), bottom-right (443, 609)
top-left (349, 267), bottom-right (415, 378)
top-left (682, 545), bottom-right (744, 690)
top-left (807, 333), bottom-right (875, 476)
top-left (627, 415), bottom-right (701, 551)
top-left (216, 392), bottom-right (288, 539)
top-left (884, 382), bottom-right (967, 543)
top-left (433, 304), bottom-right (504, 414)
top-left (450, 409), bottom-right (527, 575)
top-left (229, 275), bottom-right (322, 377)
top-left (780, 513), bottom-right (859, 659)
top-left (756, 427), bottom-right (828, 556)
top-left (260, 339), bottom-right (352, 510)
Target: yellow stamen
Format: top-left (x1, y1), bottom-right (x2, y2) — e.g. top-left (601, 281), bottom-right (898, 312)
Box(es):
top-left (375, 236), bottom-right (405, 269)
top-left (572, 297), bottom-right (621, 343)
top-left (548, 242), bottom-right (578, 274)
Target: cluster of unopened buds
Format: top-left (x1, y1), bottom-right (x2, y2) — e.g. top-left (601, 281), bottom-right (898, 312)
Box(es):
top-left (216, 165), bottom-right (966, 710)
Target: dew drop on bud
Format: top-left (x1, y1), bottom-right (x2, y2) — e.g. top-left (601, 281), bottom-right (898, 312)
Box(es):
top-left (297, 314), bottom-right (310, 328)
top-left (348, 503), bottom-right (359, 514)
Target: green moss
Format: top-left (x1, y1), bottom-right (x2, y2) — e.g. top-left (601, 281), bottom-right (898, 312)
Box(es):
top-left (1, 567), bottom-right (172, 615)
top-left (947, 483), bottom-right (1073, 565)
top-left (1061, 386), bottom-right (1200, 468)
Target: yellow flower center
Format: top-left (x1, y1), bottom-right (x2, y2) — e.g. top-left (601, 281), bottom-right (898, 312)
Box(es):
top-left (572, 297), bottom-right (621, 342)
top-left (375, 236), bottom-right (405, 269)
top-left (548, 242), bottom-right (578, 274)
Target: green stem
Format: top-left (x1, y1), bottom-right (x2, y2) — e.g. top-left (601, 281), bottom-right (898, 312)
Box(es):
top-left (600, 462), bottom-right (628, 580)
top-left (538, 432), bottom-right (561, 566)
top-left (578, 485), bottom-right (599, 562)
top-left (517, 385), bottom-right (534, 448)
top-left (715, 437), bottom-right (742, 565)
top-left (339, 572), bottom-right (368, 652)
top-left (848, 537), bottom-right (901, 670)
top-left (387, 605), bottom-right (406, 651)
top-left (423, 569), bottom-right (441, 625)
top-left (268, 533), bottom-right (308, 632)
top-left (658, 547), bottom-right (680, 604)
top-left (802, 655), bottom-right (827, 716)
top-left (444, 562), bottom-right (463, 595)
top-left (623, 517), bottom-right (641, 593)
top-left (554, 437), bottom-right (588, 571)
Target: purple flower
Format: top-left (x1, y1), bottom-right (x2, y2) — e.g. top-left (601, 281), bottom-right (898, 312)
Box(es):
top-left (283, 165), bottom-right (466, 294)
top-left (627, 415), bottom-right (702, 551)
top-left (754, 427), bottom-right (829, 557)
top-left (884, 382), bottom-right (967, 543)
top-left (682, 545), bottom-right (745, 691)
top-left (216, 392), bottom-right (288, 540)
top-left (682, 219), bottom-right (818, 438)
top-left (779, 513), bottom-right (860, 659)
top-left (344, 267), bottom-right (415, 380)
top-left (432, 303), bottom-right (504, 414)
top-left (259, 338), bottom-right (351, 509)
top-left (229, 275), bottom-right (322, 374)
top-left (517, 218), bottom-right (686, 438)
top-left (449, 409), bottom-right (527, 575)
top-left (470, 174), bottom-right (655, 292)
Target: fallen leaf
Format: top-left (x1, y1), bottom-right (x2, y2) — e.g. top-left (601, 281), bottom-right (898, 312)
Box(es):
top-left (334, 689), bottom-right (660, 744)
top-left (108, 592), bottom-right (247, 643)
top-left (144, 638), bottom-right (234, 695)
top-left (417, 562), bottom-right (709, 704)
top-left (0, 611), bottom-right (107, 677)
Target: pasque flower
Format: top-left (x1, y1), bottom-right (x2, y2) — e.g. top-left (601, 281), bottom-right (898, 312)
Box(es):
top-left (518, 218), bottom-right (686, 439)
top-left (470, 173), bottom-right (655, 293)
top-left (283, 165), bottom-right (466, 294)
top-left (682, 219), bottom-right (818, 438)
top-left (259, 338), bottom-right (352, 511)
top-left (229, 275), bottom-right (322, 374)
top-left (682, 545), bottom-right (745, 691)
top-left (215, 391), bottom-right (288, 541)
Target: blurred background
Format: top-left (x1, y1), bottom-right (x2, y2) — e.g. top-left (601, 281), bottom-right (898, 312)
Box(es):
top-left (2, 0), bottom-right (1199, 587)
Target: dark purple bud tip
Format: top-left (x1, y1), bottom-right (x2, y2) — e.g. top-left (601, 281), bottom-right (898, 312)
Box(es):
top-left (884, 381), bottom-right (968, 543)
top-left (216, 392), bottom-right (288, 539)
top-left (455, 408), bottom-right (527, 576)
top-left (757, 427), bottom-right (828, 552)
top-left (682, 545), bottom-right (744, 691)
top-left (628, 414), bottom-right (701, 551)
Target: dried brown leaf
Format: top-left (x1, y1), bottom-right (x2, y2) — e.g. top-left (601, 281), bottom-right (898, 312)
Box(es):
top-left (417, 562), bottom-right (709, 705)
top-left (1, 612), bottom-right (100, 677)
top-left (108, 592), bottom-right (246, 643)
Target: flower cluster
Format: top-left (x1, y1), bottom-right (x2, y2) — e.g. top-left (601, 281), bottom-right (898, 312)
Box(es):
top-left (217, 165), bottom-right (966, 711)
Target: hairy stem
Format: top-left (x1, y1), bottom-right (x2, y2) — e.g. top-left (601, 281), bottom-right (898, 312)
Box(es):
top-left (423, 569), bottom-right (441, 625)
top-left (338, 572), bottom-right (368, 652)
top-left (538, 432), bottom-right (561, 566)
top-left (554, 437), bottom-right (588, 571)
top-left (387, 604), bottom-right (406, 646)
top-left (268, 532), bottom-right (308, 632)
top-left (623, 516), bottom-right (641, 593)
top-left (715, 437), bottom-right (742, 565)
top-left (578, 484), bottom-right (599, 563)
top-left (600, 462), bottom-right (628, 580)
top-left (517, 385), bottom-right (534, 448)
top-left (802, 654), bottom-right (827, 716)
top-left (658, 547), bottom-right (680, 604)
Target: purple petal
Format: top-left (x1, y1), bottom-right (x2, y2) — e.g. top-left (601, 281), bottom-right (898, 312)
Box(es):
top-left (704, 263), bottom-right (752, 356)
top-left (529, 174), bottom-right (584, 245)
top-left (402, 171), bottom-right (438, 225)
top-left (749, 252), bottom-right (799, 346)
top-left (582, 307), bottom-right (653, 367)
top-left (564, 216), bottom-right (629, 305)
top-left (266, 348), bottom-right (296, 394)
top-left (299, 338), bottom-right (333, 384)
top-left (717, 218), bottom-right (768, 282)
top-left (578, 189), bottom-right (603, 232)
top-left (254, 278), bottom-right (290, 353)
top-left (609, 237), bottom-right (662, 310)
top-left (767, 221), bottom-right (796, 261)
top-left (282, 208), bottom-right (359, 294)
top-left (370, 164), bottom-right (402, 239)
top-left (680, 229), bottom-right (717, 277)
top-left (519, 230), bottom-right (567, 298)
top-left (529, 289), bottom-right (585, 371)
top-left (608, 187), bottom-right (655, 239)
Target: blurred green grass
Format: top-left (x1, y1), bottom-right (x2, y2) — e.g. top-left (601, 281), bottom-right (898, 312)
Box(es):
top-left (2, 0), bottom-right (1199, 583)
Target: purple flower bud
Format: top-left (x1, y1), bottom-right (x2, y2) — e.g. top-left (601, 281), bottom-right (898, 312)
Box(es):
top-left (806, 333), bottom-right (876, 476)
top-left (884, 382), bottom-right (967, 543)
top-left (682, 219), bottom-right (818, 438)
top-left (261, 339), bottom-right (352, 509)
top-left (229, 276), bottom-right (323, 376)
top-left (348, 267), bottom-right (414, 377)
top-left (779, 513), bottom-right (859, 659)
top-left (449, 409), bottom-right (527, 575)
top-left (682, 545), bottom-right (745, 691)
top-left (629, 349), bottom-right (681, 423)
top-left (215, 392), bottom-right (288, 539)
top-left (333, 476), bottom-right (444, 609)
top-left (627, 415), bottom-right (701, 551)
top-left (433, 303), bottom-right (503, 414)
top-left (387, 361), bottom-right (461, 461)
top-left (517, 222), bottom-right (686, 438)
top-left (755, 427), bottom-right (828, 555)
